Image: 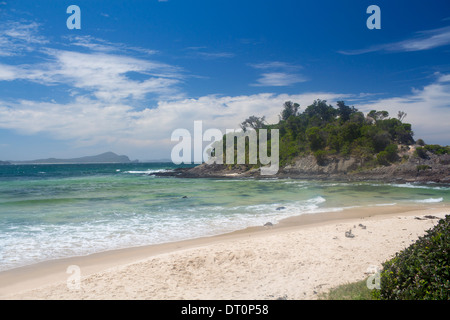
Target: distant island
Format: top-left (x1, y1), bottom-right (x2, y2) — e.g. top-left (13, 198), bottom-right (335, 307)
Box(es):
top-left (167, 100), bottom-right (450, 183)
top-left (7, 152), bottom-right (137, 164)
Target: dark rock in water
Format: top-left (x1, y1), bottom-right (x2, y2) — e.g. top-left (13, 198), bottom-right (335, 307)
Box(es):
top-left (182, 196), bottom-right (188, 199)
top-left (276, 206), bottom-right (286, 211)
top-left (264, 222), bottom-right (274, 228)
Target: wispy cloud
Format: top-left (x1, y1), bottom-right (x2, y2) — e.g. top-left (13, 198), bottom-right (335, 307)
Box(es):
top-left (0, 21), bottom-right (184, 103)
top-left (65, 35), bottom-right (158, 55)
top-left (339, 26), bottom-right (450, 55)
top-left (249, 61), bottom-right (302, 70)
top-left (0, 20), bottom-right (48, 56)
top-left (251, 72), bottom-right (307, 87)
top-left (0, 50), bottom-right (184, 102)
top-left (358, 73), bottom-right (450, 144)
top-left (184, 47), bottom-right (235, 59)
top-left (249, 61), bottom-right (306, 87)
top-left (197, 51), bottom-right (235, 59)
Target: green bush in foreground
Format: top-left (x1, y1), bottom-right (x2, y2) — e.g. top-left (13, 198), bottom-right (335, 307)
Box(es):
top-left (373, 215), bottom-right (450, 300)
top-left (321, 279), bottom-right (374, 300)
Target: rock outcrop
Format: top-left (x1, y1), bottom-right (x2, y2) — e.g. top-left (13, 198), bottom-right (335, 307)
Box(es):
top-left (160, 152), bottom-right (449, 183)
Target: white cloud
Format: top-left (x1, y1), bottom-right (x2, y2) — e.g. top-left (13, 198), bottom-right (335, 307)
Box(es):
top-left (65, 35), bottom-right (158, 55)
top-left (0, 21), bottom-right (448, 161)
top-left (48, 50), bottom-right (183, 101)
top-left (1, 73), bottom-right (449, 159)
top-left (436, 72), bottom-right (450, 83)
top-left (0, 49), bottom-right (184, 102)
top-left (0, 21), bottom-right (48, 56)
top-left (339, 26), bottom-right (450, 55)
top-left (398, 27), bottom-right (450, 51)
top-left (249, 61), bottom-right (302, 70)
top-left (0, 92), bottom-right (345, 159)
top-left (251, 72), bottom-right (307, 87)
top-left (198, 52), bottom-right (235, 59)
top-left (184, 47), bottom-right (235, 59)
top-left (249, 61), bottom-right (306, 87)
top-left (0, 21), bottom-right (178, 103)
top-left (358, 73), bottom-right (450, 145)
top-left (0, 64), bottom-right (20, 80)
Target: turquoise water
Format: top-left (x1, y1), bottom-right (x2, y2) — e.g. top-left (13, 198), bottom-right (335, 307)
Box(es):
top-left (0, 163), bottom-right (449, 271)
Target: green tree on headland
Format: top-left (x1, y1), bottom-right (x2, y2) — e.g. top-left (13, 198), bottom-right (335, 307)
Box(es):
top-left (270, 100), bottom-right (417, 166)
top-left (280, 101), bottom-right (300, 121)
top-left (236, 100), bottom-right (420, 167)
top-left (240, 115), bottom-right (266, 132)
top-left (228, 100), bottom-right (449, 169)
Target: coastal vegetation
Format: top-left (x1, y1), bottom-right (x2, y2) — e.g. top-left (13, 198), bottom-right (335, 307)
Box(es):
top-left (320, 279), bottom-right (373, 300)
top-left (373, 214), bottom-right (450, 300)
top-left (188, 99), bottom-right (449, 182)
top-left (250, 100), bottom-right (414, 166)
top-left (235, 100), bottom-right (448, 169)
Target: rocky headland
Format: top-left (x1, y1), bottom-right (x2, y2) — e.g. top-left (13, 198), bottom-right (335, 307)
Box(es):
top-left (156, 151), bottom-right (450, 183)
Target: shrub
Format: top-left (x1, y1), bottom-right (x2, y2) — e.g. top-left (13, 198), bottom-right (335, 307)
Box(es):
top-left (384, 144), bottom-right (399, 163)
top-left (340, 143), bottom-right (351, 156)
top-left (416, 165), bottom-right (431, 172)
top-left (424, 144), bottom-right (450, 155)
top-left (314, 150), bottom-right (327, 166)
top-left (415, 147), bottom-right (428, 159)
top-left (376, 151), bottom-right (390, 166)
top-left (416, 139), bottom-right (425, 146)
top-left (306, 126), bottom-right (326, 151)
top-left (373, 215), bottom-right (450, 300)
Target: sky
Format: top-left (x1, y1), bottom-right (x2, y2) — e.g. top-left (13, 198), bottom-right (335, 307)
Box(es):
top-left (0, 0), bottom-right (449, 161)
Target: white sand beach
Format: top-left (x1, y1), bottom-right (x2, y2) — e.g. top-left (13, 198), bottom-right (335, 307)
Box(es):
top-left (0, 205), bottom-right (448, 300)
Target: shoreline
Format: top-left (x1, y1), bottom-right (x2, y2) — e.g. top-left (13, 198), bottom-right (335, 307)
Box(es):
top-left (158, 159), bottom-right (450, 183)
top-left (1, 203), bottom-right (449, 299)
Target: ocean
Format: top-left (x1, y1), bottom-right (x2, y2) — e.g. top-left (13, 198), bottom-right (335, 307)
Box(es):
top-left (0, 162), bottom-right (449, 272)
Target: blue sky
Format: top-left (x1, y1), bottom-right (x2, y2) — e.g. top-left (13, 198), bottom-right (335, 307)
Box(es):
top-left (0, 0), bottom-right (449, 160)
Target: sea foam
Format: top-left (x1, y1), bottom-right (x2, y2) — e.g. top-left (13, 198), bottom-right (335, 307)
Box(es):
top-left (414, 197), bottom-right (443, 203)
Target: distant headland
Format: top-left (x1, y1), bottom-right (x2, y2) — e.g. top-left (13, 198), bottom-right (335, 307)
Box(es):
top-left (2, 152), bottom-right (137, 165)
